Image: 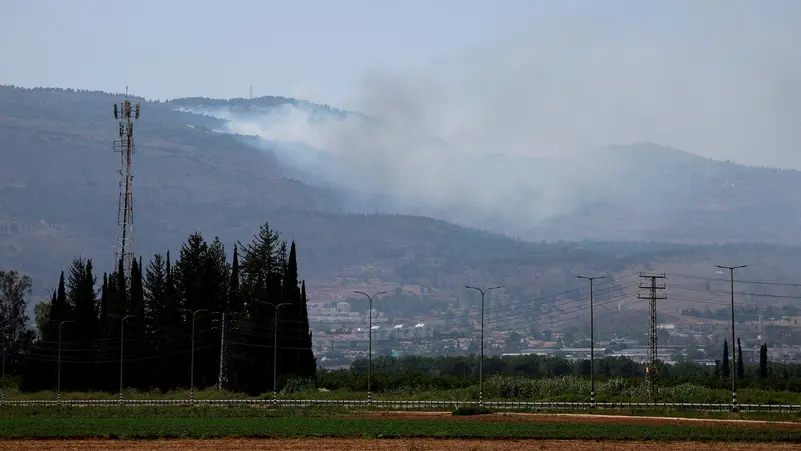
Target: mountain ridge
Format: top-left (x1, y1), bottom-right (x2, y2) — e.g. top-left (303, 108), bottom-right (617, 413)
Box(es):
top-left (4, 85), bottom-right (801, 311)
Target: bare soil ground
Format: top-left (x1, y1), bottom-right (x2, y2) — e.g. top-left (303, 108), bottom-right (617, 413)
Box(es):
top-left (0, 439), bottom-right (795, 450)
top-left (342, 411), bottom-right (801, 430)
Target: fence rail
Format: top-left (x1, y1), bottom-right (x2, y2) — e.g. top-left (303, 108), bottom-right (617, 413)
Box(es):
top-left (1, 398), bottom-right (800, 412)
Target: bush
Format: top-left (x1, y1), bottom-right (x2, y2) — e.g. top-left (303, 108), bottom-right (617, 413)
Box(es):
top-left (280, 378), bottom-right (316, 395)
top-left (452, 405), bottom-right (493, 416)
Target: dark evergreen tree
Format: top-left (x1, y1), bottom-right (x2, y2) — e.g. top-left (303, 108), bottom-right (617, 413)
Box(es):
top-left (144, 254), bottom-right (166, 389)
top-left (759, 343), bottom-right (769, 379)
top-left (234, 222), bottom-right (283, 394)
top-left (298, 279), bottom-right (316, 379)
top-left (722, 340), bottom-right (730, 378)
top-left (19, 223), bottom-right (317, 395)
top-left (128, 258), bottom-right (146, 389)
top-left (99, 273), bottom-right (109, 335)
top-left (736, 337), bottom-right (744, 379)
top-left (160, 250), bottom-right (182, 391)
top-left (65, 258), bottom-right (99, 390)
top-left (228, 246), bottom-right (241, 313)
top-left (43, 272), bottom-right (69, 342)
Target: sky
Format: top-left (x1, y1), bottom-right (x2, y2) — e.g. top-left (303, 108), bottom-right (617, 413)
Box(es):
top-left (1, 0), bottom-right (552, 106)
top-left (2, 0), bottom-right (801, 168)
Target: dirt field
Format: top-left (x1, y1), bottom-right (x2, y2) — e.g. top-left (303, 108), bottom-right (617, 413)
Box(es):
top-left (342, 411), bottom-right (801, 430)
top-left (0, 439), bottom-right (795, 450)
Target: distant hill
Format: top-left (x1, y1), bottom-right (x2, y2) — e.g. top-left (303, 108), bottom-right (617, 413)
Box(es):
top-left (171, 96), bottom-right (801, 245)
top-left (3, 85), bottom-right (801, 321)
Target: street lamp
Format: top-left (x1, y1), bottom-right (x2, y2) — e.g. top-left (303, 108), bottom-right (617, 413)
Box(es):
top-left (354, 290), bottom-right (386, 404)
top-left (577, 275), bottom-right (605, 407)
top-left (262, 302), bottom-right (292, 402)
top-left (464, 285), bottom-right (502, 405)
top-left (179, 308), bottom-right (210, 403)
top-left (56, 320), bottom-right (75, 404)
top-left (1, 324), bottom-right (13, 405)
top-left (716, 264), bottom-right (747, 410)
top-left (109, 314), bottom-right (137, 404)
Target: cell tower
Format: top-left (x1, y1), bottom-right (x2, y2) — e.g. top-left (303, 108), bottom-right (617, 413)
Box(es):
top-left (113, 88), bottom-right (140, 280)
top-left (638, 272), bottom-right (666, 396)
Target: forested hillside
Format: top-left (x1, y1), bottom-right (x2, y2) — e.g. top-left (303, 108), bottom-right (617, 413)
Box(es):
top-left (3, 85), bottom-right (801, 316)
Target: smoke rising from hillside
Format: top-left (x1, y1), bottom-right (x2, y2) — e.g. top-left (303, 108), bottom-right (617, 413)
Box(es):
top-left (206, 2), bottom-right (801, 236)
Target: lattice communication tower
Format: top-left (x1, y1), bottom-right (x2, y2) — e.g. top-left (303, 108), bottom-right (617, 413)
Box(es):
top-left (638, 272), bottom-right (666, 396)
top-left (113, 90), bottom-right (140, 280)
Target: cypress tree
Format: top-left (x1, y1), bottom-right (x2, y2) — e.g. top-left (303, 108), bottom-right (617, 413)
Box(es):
top-left (229, 246), bottom-right (241, 313)
top-left (737, 338), bottom-right (744, 379)
top-left (722, 340), bottom-right (730, 378)
top-left (100, 273), bottom-right (109, 333)
top-left (759, 343), bottom-right (768, 379)
top-left (160, 250), bottom-right (181, 391)
top-left (128, 258), bottom-right (146, 388)
top-left (67, 258), bottom-right (99, 390)
top-left (298, 279), bottom-right (316, 379)
top-left (144, 254), bottom-right (166, 389)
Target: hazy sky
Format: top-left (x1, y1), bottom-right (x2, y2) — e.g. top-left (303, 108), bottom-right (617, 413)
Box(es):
top-left (2, 0), bottom-right (551, 105)
top-left (3, 0), bottom-right (801, 167)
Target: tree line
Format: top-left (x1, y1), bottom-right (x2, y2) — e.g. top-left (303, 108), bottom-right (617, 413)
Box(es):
top-left (3, 221), bottom-right (315, 395)
top-left (316, 351), bottom-right (801, 394)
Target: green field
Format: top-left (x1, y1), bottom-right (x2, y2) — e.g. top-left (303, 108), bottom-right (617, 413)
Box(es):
top-left (6, 375), bottom-right (801, 405)
top-left (1, 404), bottom-right (800, 423)
top-left (0, 417), bottom-right (798, 441)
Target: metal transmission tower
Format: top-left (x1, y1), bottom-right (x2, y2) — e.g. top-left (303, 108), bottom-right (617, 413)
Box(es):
top-left (638, 272), bottom-right (666, 395)
top-left (113, 89), bottom-right (140, 279)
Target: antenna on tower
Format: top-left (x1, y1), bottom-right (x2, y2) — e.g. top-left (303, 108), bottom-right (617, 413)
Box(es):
top-left (249, 85), bottom-right (253, 100)
top-left (113, 89), bottom-right (140, 280)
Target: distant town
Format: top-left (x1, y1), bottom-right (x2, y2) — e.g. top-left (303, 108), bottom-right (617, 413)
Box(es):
top-left (308, 292), bottom-right (801, 369)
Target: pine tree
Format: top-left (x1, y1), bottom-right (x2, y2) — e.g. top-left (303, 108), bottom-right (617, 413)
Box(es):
top-left (96, 272), bottom-right (114, 392)
top-left (128, 258), bottom-right (146, 389)
top-left (759, 343), bottom-right (768, 379)
top-left (66, 258), bottom-right (99, 390)
top-left (196, 237), bottom-right (230, 388)
top-left (160, 250), bottom-right (182, 391)
top-left (228, 246), bottom-right (241, 313)
top-left (99, 274), bottom-right (109, 338)
top-left (235, 221), bottom-right (283, 394)
top-left (737, 337), bottom-right (744, 379)
top-left (722, 340), bottom-right (730, 378)
top-left (144, 254), bottom-right (166, 389)
top-left (43, 271), bottom-right (69, 343)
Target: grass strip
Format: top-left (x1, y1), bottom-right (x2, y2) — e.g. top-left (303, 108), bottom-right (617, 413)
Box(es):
top-left (0, 417), bottom-right (799, 441)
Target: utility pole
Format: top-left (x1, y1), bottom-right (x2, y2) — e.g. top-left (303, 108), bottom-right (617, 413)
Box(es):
top-left (577, 275), bottom-right (604, 407)
top-left (716, 264), bottom-right (747, 410)
top-left (464, 285), bottom-right (502, 406)
top-left (56, 320), bottom-right (75, 404)
top-left (109, 314), bottom-right (137, 404)
top-left (354, 291), bottom-right (386, 404)
top-left (638, 272), bottom-right (666, 398)
top-left (217, 312), bottom-right (227, 390)
top-left (179, 308), bottom-right (210, 404)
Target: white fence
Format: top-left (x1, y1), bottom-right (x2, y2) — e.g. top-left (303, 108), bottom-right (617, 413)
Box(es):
top-left (2, 399), bottom-right (800, 412)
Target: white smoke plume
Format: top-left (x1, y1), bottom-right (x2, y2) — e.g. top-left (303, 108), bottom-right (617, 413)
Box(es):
top-left (194, 1), bottom-right (801, 236)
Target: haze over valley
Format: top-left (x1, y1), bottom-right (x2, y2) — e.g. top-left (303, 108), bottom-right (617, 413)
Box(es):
top-left (2, 0), bottom-right (801, 355)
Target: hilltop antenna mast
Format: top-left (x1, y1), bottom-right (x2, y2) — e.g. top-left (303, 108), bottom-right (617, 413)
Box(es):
top-left (638, 272), bottom-right (666, 397)
top-left (113, 86), bottom-right (140, 280)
